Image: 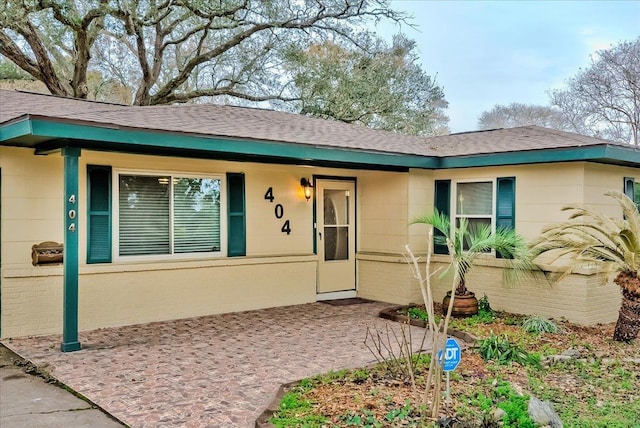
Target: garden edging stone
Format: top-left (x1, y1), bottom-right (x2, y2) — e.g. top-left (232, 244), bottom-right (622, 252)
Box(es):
top-left (254, 381), bottom-right (298, 428)
top-left (378, 305), bottom-right (478, 344)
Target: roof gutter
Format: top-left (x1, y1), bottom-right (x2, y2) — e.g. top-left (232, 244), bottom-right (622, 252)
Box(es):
top-left (2, 117), bottom-right (639, 170)
top-left (437, 144), bottom-right (640, 169)
top-left (0, 118), bottom-right (32, 142)
top-left (1, 117), bottom-right (438, 171)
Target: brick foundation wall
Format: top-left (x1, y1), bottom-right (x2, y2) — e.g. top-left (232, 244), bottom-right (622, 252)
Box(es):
top-left (358, 254), bottom-right (621, 325)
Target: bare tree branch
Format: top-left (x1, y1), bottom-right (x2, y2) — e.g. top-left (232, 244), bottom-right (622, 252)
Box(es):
top-left (551, 37), bottom-right (640, 145)
top-left (0, 30), bottom-right (42, 80)
top-left (1, 0), bottom-right (409, 108)
top-left (163, 87), bottom-right (299, 104)
top-left (477, 103), bottom-right (571, 131)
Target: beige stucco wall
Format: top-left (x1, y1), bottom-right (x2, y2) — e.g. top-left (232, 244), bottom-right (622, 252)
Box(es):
top-left (432, 163), bottom-right (587, 239)
top-left (358, 248), bottom-right (623, 325)
top-left (0, 147), bottom-right (349, 338)
top-left (407, 169), bottom-right (434, 253)
top-left (77, 151), bottom-right (317, 260)
top-left (1, 256), bottom-right (316, 337)
top-left (2, 145), bottom-right (639, 337)
top-left (358, 171), bottom-right (410, 253)
top-left (583, 163), bottom-right (639, 215)
top-left (426, 259), bottom-right (621, 325)
top-left (356, 253), bottom-right (415, 304)
top-left (358, 161), bottom-right (637, 324)
top-left (0, 147), bottom-right (64, 268)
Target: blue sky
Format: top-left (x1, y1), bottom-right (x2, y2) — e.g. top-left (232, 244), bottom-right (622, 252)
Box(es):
top-left (373, 1), bottom-right (640, 133)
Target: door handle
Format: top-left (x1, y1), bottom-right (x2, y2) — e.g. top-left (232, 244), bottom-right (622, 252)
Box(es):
top-left (319, 232), bottom-right (322, 240)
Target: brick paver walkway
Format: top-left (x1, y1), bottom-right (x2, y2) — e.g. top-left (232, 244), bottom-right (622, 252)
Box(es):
top-left (2, 301), bottom-right (429, 427)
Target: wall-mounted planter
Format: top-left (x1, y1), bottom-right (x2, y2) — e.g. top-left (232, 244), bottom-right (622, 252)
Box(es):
top-left (31, 241), bottom-right (63, 266)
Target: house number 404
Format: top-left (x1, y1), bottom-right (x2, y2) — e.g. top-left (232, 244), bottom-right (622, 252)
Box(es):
top-left (264, 187), bottom-right (291, 235)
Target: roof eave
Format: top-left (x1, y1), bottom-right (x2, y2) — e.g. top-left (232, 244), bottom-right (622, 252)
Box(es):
top-left (0, 117), bottom-right (34, 144)
top-left (438, 145), bottom-right (640, 169)
top-left (3, 117), bottom-right (638, 170)
top-left (1, 116), bottom-right (437, 171)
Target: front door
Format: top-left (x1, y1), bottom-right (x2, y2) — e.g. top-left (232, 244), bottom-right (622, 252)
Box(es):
top-left (316, 179), bottom-right (356, 299)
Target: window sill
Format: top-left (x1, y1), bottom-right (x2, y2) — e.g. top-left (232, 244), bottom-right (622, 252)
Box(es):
top-left (2, 254), bottom-right (318, 278)
top-left (356, 251), bottom-right (599, 276)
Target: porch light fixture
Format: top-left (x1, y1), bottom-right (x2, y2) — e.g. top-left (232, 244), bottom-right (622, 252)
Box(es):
top-left (300, 178), bottom-right (314, 201)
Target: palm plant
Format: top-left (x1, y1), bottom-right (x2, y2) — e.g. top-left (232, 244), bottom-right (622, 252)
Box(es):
top-left (530, 191), bottom-right (640, 342)
top-left (413, 211), bottom-right (536, 297)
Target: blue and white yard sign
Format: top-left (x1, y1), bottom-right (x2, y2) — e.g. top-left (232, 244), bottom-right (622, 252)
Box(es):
top-left (438, 337), bottom-right (462, 372)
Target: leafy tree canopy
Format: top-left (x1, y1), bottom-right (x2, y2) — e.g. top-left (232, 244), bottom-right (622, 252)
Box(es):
top-left (0, 57), bottom-right (33, 80)
top-left (0, 0), bottom-right (407, 106)
top-left (477, 102), bottom-right (570, 131)
top-left (280, 35), bottom-right (449, 136)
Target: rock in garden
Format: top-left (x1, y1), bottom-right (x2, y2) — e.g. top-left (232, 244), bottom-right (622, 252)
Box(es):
top-left (542, 354), bottom-right (572, 365)
top-left (528, 396), bottom-right (563, 428)
top-left (560, 348), bottom-right (581, 358)
top-left (491, 407), bottom-right (506, 422)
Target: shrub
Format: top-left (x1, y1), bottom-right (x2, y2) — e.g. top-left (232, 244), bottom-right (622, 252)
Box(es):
top-left (478, 294), bottom-right (493, 313)
top-left (465, 380), bottom-right (537, 428)
top-left (522, 315), bottom-right (560, 334)
top-left (456, 308), bottom-right (496, 327)
top-left (478, 333), bottom-right (540, 367)
top-left (455, 294), bottom-right (496, 326)
top-left (269, 384), bottom-right (327, 427)
top-left (407, 306), bottom-right (428, 321)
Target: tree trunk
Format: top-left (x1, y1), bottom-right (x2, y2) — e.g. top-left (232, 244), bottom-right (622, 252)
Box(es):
top-left (613, 287), bottom-right (640, 342)
top-left (455, 277), bottom-right (467, 295)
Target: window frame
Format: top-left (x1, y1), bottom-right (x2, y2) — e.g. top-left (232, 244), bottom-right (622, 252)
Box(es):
top-left (451, 178), bottom-right (497, 252)
top-left (113, 169), bottom-right (227, 262)
top-left (449, 178), bottom-right (497, 233)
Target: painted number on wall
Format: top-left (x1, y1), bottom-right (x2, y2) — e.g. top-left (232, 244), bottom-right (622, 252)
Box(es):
top-left (264, 187), bottom-right (291, 235)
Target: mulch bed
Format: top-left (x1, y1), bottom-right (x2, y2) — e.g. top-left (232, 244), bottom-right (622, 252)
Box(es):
top-left (378, 304), bottom-right (477, 343)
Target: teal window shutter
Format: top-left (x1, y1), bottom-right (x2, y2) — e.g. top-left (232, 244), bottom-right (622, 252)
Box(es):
top-left (624, 177), bottom-right (639, 212)
top-left (227, 173), bottom-right (246, 257)
top-left (624, 177), bottom-right (635, 201)
top-left (433, 180), bottom-right (451, 254)
top-left (496, 177), bottom-right (516, 230)
top-left (87, 165), bottom-right (112, 263)
top-left (496, 177), bottom-right (516, 259)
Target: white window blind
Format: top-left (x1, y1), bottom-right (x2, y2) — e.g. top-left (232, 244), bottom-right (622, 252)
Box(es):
top-left (118, 174), bottom-right (221, 257)
top-left (455, 181), bottom-right (494, 251)
top-left (456, 182), bottom-right (493, 216)
top-left (174, 178), bottom-right (221, 253)
top-left (119, 175), bottom-right (170, 256)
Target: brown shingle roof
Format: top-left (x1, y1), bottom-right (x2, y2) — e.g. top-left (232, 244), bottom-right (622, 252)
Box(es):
top-left (0, 89), bottom-right (439, 156)
top-left (429, 126), bottom-right (626, 157)
top-left (0, 89), bottom-right (625, 157)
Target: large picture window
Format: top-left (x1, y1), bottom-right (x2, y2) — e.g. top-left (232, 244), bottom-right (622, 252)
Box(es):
top-left (117, 173), bottom-right (221, 257)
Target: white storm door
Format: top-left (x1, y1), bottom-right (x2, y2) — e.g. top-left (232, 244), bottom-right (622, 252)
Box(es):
top-left (316, 179), bottom-right (356, 297)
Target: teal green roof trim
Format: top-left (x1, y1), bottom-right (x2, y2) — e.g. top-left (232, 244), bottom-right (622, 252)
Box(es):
top-left (3, 117), bottom-right (639, 170)
top-left (437, 145), bottom-right (640, 169)
top-left (0, 119), bottom-right (32, 142)
top-left (16, 118), bottom-right (436, 170)
top-left (604, 145), bottom-right (640, 164)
